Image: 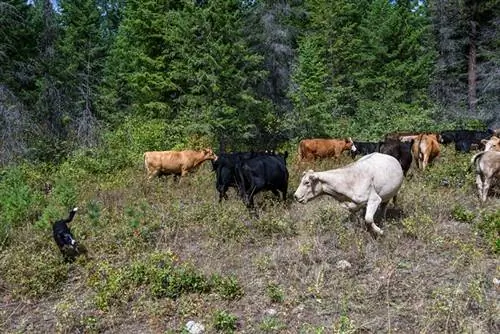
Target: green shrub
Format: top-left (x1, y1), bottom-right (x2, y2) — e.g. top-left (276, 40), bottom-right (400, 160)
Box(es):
top-left (451, 205), bottom-right (476, 223)
top-left (1, 247), bottom-right (69, 298)
top-left (259, 316), bottom-right (286, 332)
top-left (266, 282), bottom-right (284, 303)
top-left (212, 274), bottom-right (244, 301)
top-left (475, 210), bottom-right (500, 253)
top-left (88, 251), bottom-right (241, 310)
top-left (213, 310), bottom-right (238, 333)
top-left (0, 166), bottom-right (43, 248)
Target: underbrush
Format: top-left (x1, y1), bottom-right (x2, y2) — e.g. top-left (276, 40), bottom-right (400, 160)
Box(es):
top-left (1, 147), bottom-right (499, 333)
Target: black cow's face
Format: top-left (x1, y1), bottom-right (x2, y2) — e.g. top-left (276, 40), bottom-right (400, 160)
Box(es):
top-left (440, 132), bottom-right (455, 144)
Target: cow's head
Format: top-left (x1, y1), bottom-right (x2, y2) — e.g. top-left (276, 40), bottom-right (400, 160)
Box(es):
top-left (348, 138), bottom-right (357, 153)
top-left (294, 170), bottom-right (322, 204)
top-left (482, 136), bottom-right (500, 152)
top-left (439, 132), bottom-right (454, 144)
top-left (202, 148), bottom-right (218, 161)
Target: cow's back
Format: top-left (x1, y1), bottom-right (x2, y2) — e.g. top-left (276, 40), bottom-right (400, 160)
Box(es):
top-left (299, 139), bottom-right (327, 160)
top-left (299, 138), bottom-right (346, 160)
top-left (144, 151), bottom-right (183, 174)
top-left (350, 153), bottom-right (404, 199)
top-left (474, 151), bottom-right (500, 177)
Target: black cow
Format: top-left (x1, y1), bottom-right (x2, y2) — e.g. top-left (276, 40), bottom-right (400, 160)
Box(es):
top-left (235, 152), bottom-right (289, 209)
top-left (52, 207), bottom-right (85, 263)
top-left (378, 139), bottom-right (413, 176)
top-left (212, 151), bottom-right (270, 202)
top-left (351, 141), bottom-right (381, 158)
top-left (439, 129), bottom-right (493, 152)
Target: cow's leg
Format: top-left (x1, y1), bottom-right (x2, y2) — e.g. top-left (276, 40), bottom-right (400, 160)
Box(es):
top-left (481, 177), bottom-right (491, 202)
top-left (365, 192), bottom-right (383, 235)
top-left (422, 153), bottom-right (429, 170)
top-left (379, 200), bottom-right (391, 225)
top-left (147, 170), bottom-right (159, 181)
top-left (475, 174), bottom-right (484, 201)
top-left (281, 184), bottom-right (288, 202)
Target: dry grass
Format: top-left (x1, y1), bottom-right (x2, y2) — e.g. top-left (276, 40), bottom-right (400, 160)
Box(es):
top-left (1, 149), bottom-right (499, 333)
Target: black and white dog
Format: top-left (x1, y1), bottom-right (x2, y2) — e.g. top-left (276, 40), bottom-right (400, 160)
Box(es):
top-left (52, 207), bottom-right (84, 262)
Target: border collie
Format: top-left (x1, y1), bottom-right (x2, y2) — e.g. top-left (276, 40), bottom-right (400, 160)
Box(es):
top-left (52, 207), bottom-right (83, 262)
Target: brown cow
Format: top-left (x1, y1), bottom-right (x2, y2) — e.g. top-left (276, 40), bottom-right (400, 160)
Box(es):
top-left (471, 150), bottom-right (500, 202)
top-left (144, 148), bottom-right (217, 181)
top-left (384, 131), bottom-right (421, 142)
top-left (481, 136), bottom-right (500, 152)
top-left (385, 131), bottom-right (440, 143)
top-left (298, 138), bottom-right (356, 162)
top-left (412, 133), bottom-right (440, 170)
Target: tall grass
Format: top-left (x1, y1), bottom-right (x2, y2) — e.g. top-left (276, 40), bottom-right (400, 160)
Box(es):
top-left (0, 145), bottom-right (499, 333)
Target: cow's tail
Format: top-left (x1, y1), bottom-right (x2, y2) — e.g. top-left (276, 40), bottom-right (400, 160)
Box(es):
top-left (470, 151), bottom-right (485, 174)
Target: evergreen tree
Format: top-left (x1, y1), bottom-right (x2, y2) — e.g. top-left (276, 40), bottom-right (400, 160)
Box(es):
top-left (288, 35), bottom-right (334, 138)
top-left (102, 0), bottom-right (268, 148)
top-left (429, 0), bottom-right (500, 126)
top-left (28, 0), bottom-right (67, 160)
top-left (57, 0), bottom-right (111, 148)
top-left (242, 0), bottom-right (305, 145)
top-left (0, 1), bottom-right (38, 165)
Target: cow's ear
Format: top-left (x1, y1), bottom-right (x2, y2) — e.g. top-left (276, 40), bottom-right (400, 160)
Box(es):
top-left (308, 174), bottom-right (318, 182)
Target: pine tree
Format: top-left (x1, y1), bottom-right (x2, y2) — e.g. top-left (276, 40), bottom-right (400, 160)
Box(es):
top-left (0, 1), bottom-right (38, 165)
top-left (102, 0), bottom-right (268, 148)
top-left (429, 0), bottom-right (500, 126)
top-left (57, 0), bottom-right (110, 148)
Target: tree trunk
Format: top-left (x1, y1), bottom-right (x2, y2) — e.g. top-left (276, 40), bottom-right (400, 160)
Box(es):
top-left (468, 20), bottom-right (477, 113)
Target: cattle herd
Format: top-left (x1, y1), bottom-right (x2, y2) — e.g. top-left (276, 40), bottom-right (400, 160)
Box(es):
top-left (53, 128), bottom-right (500, 260)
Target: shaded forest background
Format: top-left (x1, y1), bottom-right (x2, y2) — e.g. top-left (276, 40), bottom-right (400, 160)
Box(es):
top-left (1, 0), bottom-right (499, 167)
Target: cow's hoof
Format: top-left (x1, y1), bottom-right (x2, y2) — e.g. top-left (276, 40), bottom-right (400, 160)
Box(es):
top-left (371, 223), bottom-right (384, 236)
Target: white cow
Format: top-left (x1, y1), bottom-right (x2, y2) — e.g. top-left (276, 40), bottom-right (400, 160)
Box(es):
top-left (294, 153), bottom-right (404, 235)
top-left (471, 150), bottom-right (500, 202)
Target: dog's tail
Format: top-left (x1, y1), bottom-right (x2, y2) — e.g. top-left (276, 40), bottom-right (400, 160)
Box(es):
top-left (66, 207), bottom-right (78, 223)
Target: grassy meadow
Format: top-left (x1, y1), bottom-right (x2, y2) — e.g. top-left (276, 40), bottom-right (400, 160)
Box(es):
top-left (0, 145), bottom-right (499, 333)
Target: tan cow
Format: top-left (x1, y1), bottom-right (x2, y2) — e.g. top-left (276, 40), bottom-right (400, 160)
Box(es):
top-left (481, 136), bottom-right (500, 152)
top-left (412, 133), bottom-right (440, 170)
top-left (144, 148), bottom-right (217, 181)
top-left (298, 138), bottom-right (356, 162)
top-left (471, 150), bottom-right (500, 202)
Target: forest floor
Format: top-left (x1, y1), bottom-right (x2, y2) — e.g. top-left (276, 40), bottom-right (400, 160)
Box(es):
top-left (1, 147), bottom-right (499, 333)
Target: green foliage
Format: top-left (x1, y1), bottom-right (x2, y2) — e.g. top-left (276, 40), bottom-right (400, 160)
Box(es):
top-left (421, 150), bottom-right (474, 189)
top-left (211, 274), bottom-right (244, 301)
top-left (259, 316), bottom-right (286, 332)
top-left (451, 205), bottom-right (476, 223)
top-left (475, 210), bottom-right (500, 254)
top-left (1, 243), bottom-right (69, 298)
top-left (88, 251), bottom-right (243, 311)
top-left (351, 102), bottom-right (436, 140)
top-left (102, 0), bottom-right (270, 148)
top-left (288, 35), bottom-right (335, 138)
top-left (58, 116), bottom-right (187, 177)
top-left (266, 282), bottom-right (285, 303)
top-left (401, 214), bottom-right (435, 240)
top-left (213, 310), bottom-right (238, 333)
top-left (0, 166), bottom-right (43, 248)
